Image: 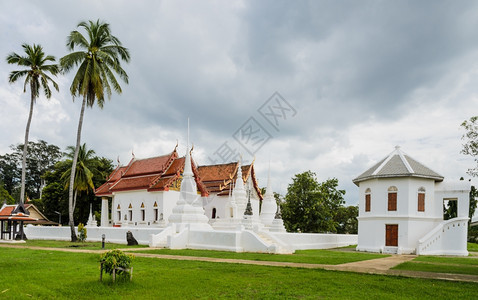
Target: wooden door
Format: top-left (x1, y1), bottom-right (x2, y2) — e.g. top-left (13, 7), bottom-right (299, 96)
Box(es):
top-left (385, 224), bottom-right (398, 247)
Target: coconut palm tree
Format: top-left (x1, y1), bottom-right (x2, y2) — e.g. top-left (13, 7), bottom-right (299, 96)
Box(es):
top-left (60, 20), bottom-right (130, 241)
top-left (61, 144), bottom-right (96, 218)
top-left (6, 44), bottom-right (59, 205)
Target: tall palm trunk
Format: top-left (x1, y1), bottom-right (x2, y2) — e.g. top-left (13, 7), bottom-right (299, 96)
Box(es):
top-left (68, 95), bottom-right (87, 242)
top-left (20, 83), bottom-right (36, 204)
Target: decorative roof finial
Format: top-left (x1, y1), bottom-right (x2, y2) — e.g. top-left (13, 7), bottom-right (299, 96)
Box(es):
top-left (183, 118), bottom-right (193, 177)
top-left (395, 145), bottom-right (400, 150)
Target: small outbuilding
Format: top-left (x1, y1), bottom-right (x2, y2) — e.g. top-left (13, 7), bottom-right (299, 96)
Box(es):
top-left (0, 202), bottom-right (37, 240)
top-left (353, 146), bottom-right (470, 255)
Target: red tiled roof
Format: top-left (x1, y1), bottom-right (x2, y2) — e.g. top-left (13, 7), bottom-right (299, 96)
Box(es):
top-left (110, 174), bottom-right (159, 192)
top-left (94, 147), bottom-right (259, 199)
top-left (0, 206), bottom-right (14, 216)
top-left (95, 148), bottom-right (209, 196)
top-left (197, 162), bottom-right (262, 200)
top-left (122, 152), bottom-right (177, 177)
top-left (0, 205), bottom-right (37, 221)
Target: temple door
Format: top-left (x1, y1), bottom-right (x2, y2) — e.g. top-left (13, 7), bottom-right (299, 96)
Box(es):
top-left (385, 224), bottom-right (398, 247)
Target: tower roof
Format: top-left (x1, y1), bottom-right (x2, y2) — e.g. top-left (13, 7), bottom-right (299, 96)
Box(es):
top-left (353, 146), bottom-right (444, 186)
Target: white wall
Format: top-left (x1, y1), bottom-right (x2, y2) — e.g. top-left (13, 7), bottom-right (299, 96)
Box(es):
top-left (112, 190), bottom-right (180, 227)
top-left (358, 178), bottom-right (437, 218)
top-left (24, 225), bottom-right (162, 245)
top-left (272, 232), bottom-right (358, 250)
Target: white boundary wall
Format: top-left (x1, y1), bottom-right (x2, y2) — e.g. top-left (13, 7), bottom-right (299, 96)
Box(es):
top-left (271, 232), bottom-right (358, 250)
top-left (24, 225), bottom-right (162, 245)
top-left (24, 225), bottom-right (357, 252)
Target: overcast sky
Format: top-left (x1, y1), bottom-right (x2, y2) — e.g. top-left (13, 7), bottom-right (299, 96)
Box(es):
top-left (2, 0), bottom-right (478, 206)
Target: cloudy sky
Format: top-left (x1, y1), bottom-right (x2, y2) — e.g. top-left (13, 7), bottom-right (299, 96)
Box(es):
top-left (2, 0), bottom-right (478, 205)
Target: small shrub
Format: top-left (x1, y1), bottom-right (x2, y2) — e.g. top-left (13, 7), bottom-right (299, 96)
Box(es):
top-left (78, 223), bottom-right (87, 242)
top-left (100, 250), bottom-right (134, 277)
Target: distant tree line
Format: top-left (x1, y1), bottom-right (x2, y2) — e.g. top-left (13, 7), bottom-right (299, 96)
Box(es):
top-left (0, 140), bottom-right (113, 225)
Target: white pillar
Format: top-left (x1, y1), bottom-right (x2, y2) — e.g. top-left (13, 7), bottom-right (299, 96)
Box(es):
top-left (101, 197), bottom-right (109, 227)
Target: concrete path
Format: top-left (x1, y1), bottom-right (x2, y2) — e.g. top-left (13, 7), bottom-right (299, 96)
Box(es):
top-left (1, 244), bottom-right (478, 283)
top-left (325, 255), bottom-right (415, 273)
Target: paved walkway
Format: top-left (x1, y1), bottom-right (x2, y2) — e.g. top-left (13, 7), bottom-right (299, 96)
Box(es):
top-left (1, 244), bottom-right (478, 283)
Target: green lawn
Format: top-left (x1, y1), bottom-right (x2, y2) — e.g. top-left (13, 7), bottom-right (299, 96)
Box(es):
top-left (0, 248), bottom-right (476, 299)
top-left (468, 242), bottom-right (478, 252)
top-left (22, 240), bottom-right (147, 250)
top-left (393, 255), bottom-right (478, 276)
top-left (133, 248), bottom-right (387, 265)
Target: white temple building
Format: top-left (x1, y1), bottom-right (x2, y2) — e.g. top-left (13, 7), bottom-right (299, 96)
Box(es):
top-left (94, 145), bottom-right (263, 229)
top-left (354, 146), bottom-right (470, 256)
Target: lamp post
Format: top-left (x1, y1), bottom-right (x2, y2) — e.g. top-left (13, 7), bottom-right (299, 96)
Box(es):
top-left (54, 211), bottom-right (61, 225)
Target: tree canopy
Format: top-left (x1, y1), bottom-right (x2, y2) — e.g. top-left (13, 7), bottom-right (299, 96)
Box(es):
top-left (0, 140), bottom-right (62, 201)
top-left (281, 171), bottom-right (350, 233)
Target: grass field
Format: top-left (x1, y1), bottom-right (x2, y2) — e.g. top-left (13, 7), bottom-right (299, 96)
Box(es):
top-left (0, 248), bottom-right (477, 299)
top-left (134, 248), bottom-right (388, 265)
top-left (393, 255), bottom-right (478, 275)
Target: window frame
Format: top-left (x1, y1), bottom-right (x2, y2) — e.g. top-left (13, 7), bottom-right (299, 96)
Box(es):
top-left (418, 187), bottom-right (425, 212)
top-left (365, 188), bottom-right (371, 212)
top-left (388, 186), bottom-right (398, 211)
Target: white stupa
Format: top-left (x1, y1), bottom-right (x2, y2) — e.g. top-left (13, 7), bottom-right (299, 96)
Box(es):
top-left (234, 159), bottom-right (247, 214)
top-left (86, 204), bottom-right (97, 227)
top-left (260, 167), bottom-right (277, 226)
top-left (168, 140), bottom-right (212, 232)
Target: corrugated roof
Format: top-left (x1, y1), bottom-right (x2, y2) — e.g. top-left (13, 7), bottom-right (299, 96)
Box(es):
top-left (353, 146), bottom-right (444, 185)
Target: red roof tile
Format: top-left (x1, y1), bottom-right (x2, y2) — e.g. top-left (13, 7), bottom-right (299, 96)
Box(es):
top-left (197, 162), bottom-right (262, 200)
top-left (122, 152), bottom-right (177, 177)
top-left (0, 206), bottom-right (14, 216)
top-left (110, 175), bottom-right (159, 192)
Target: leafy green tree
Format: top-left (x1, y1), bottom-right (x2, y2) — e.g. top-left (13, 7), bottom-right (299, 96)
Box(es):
top-left (61, 144), bottom-right (96, 224)
top-left (334, 205), bottom-right (358, 234)
top-left (0, 140), bottom-right (62, 200)
top-left (11, 140), bottom-right (62, 199)
top-left (469, 185), bottom-right (478, 221)
top-left (0, 184), bottom-right (15, 205)
top-left (42, 159), bottom-right (71, 224)
top-left (60, 20), bottom-right (130, 241)
top-left (0, 153), bottom-right (20, 196)
top-left (281, 171), bottom-right (345, 233)
top-left (41, 150), bottom-right (113, 225)
top-left (6, 44), bottom-right (59, 204)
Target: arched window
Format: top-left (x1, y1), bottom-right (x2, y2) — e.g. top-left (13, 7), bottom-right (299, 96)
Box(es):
top-left (140, 202), bottom-right (145, 221)
top-left (153, 201), bottom-right (159, 221)
top-left (116, 204), bottom-right (121, 221)
top-left (212, 208), bottom-right (217, 219)
top-left (418, 187), bottom-right (425, 212)
top-left (388, 186), bottom-right (398, 211)
top-left (365, 188), bottom-right (371, 212)
top-left (128, 203), bottom-right (133, 221)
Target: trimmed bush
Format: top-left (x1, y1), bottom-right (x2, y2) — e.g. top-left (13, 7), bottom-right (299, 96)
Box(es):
top-left (100, 249), bottom-right (134, 277)
top-left (77, 223), bottom-right (87, 242)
